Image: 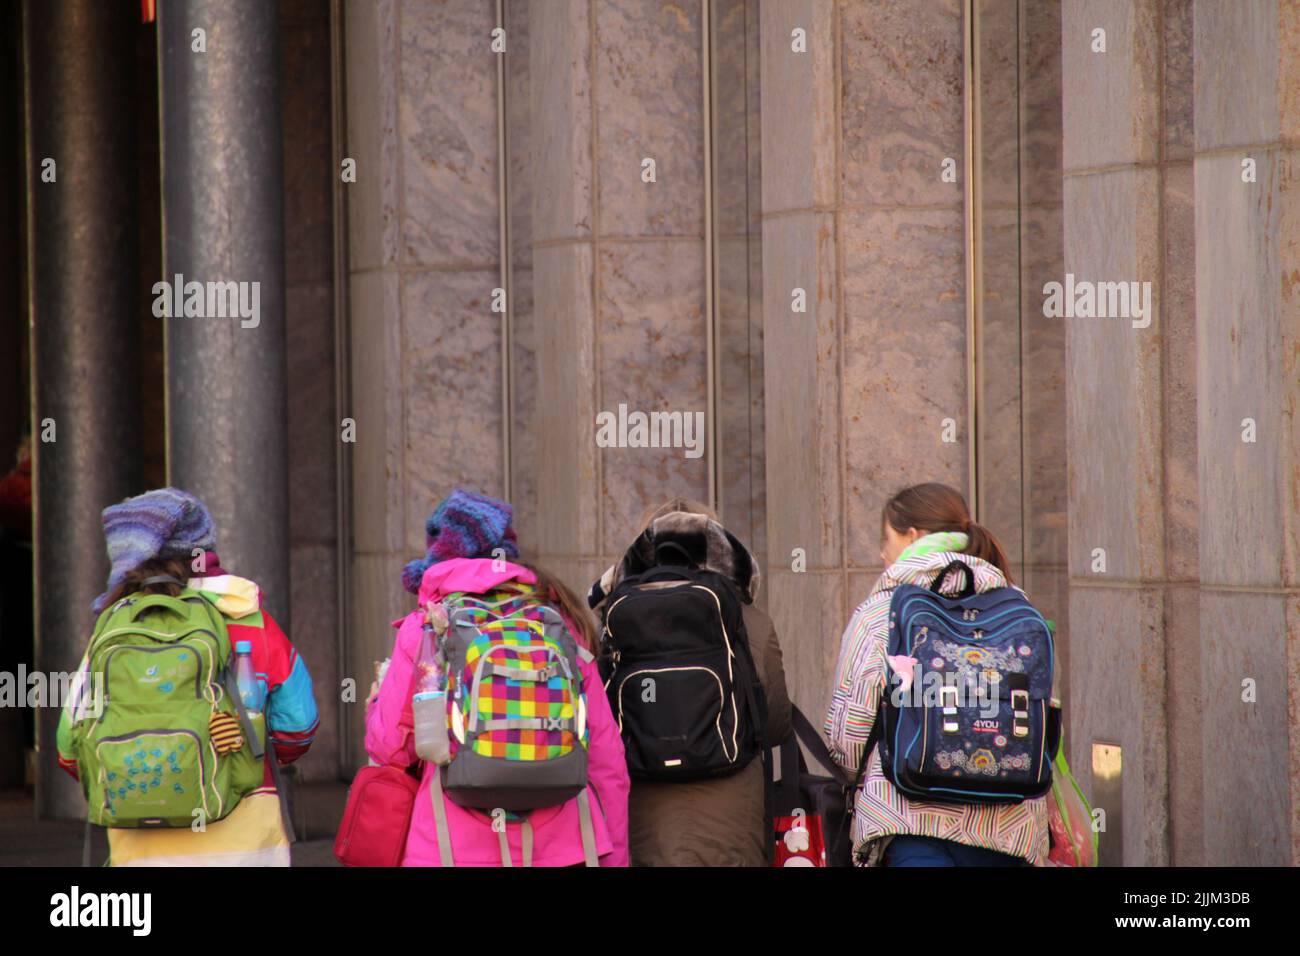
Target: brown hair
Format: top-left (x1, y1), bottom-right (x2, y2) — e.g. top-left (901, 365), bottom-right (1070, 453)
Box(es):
top-left (514, 559), bottom-right (599, 654)
top-left (882, 483), bottom-right (1013, 582)
top-left (97, 557), bottom-right (190, 611)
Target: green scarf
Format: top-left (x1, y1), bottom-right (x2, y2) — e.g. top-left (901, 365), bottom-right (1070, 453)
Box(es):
top-left (897, 530), bottom-right (968, 564)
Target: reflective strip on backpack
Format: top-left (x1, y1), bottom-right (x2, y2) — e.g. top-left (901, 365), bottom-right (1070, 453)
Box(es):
top-left (480, 717), bottom-right (576, 733)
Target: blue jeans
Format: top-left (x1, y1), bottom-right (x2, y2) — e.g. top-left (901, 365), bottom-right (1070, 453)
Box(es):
top-left (884, 835), bottom-right (1027, 867)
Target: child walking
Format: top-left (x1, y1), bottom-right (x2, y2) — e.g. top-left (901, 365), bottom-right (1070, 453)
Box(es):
top-left (364, 489), bottom-right (629, 866)
top-left (57, 487), bottom-right (318, 866)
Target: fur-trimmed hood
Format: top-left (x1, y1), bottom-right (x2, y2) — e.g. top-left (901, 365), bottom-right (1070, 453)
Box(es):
top-left (588, 510), bottom-right (761, 607)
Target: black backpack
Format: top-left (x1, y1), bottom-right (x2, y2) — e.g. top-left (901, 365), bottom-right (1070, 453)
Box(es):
top-left (599, 564), bottom-right (768, 781)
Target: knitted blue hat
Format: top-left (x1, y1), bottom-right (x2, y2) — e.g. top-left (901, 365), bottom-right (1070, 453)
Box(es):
top-left (401, 488), bottom-right (519, 594)
top-left (93, 488), bottom-right (217, 613)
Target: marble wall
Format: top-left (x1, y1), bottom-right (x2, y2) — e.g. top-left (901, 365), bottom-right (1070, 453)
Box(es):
top-left (343, 0), bottom-right (505, 767)
top-left (1016, 1), bottom-right (1070, 714)
top-left (521, 0), bottom-right (713, 590)
top-left (1061, 0), bottom-right (1300, 864)
top-left (1189, 0), bottom-right (1299, 866)
top-left (343, 0), bottom-right (727, 764)
top-left (1061, 0), bottom-right (1177, 867)
top-left (713, 0), bottom-right (766, 564)
top-left (759, 0), bottom-right (970, 725)
top-left (338, 1), bottom-right (1300, 865)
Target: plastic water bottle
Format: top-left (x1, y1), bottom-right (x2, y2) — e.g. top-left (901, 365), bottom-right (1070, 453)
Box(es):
top-left (234, 640), bottom-right (265, 716)
top-left (413, 626), bottom-right (450, 765)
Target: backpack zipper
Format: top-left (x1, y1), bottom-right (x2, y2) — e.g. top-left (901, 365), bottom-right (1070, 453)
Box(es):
top-left (94, 727), bottom-right (215, 821)
top-left (614, 665), bottom-right (736, 763)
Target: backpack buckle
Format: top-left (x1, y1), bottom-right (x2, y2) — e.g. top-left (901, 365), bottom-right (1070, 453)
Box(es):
top-left (543, 717), bottom-right (564, 732)
top-left (1011, 689), bottom-right (1030, 738)
top-left (940, 685), bottom-right (960, 733)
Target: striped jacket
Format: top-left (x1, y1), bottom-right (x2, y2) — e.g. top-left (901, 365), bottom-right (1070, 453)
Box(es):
top-left (825, 548), bottom-right (1049, 866)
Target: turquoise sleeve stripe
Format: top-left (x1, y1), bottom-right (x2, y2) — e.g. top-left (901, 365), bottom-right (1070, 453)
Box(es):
top-left (267, 655), bottom-right (319, 734)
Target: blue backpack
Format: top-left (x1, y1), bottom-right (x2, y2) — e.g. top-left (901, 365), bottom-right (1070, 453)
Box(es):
top-left (875, 560), bottom-right (1059, 804)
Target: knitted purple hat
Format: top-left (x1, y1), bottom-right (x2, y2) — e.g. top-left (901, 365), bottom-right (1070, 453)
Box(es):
top-left (93, 487), bottom-right (217, 613)
top-left (401, 488), bottom-right (519, 594)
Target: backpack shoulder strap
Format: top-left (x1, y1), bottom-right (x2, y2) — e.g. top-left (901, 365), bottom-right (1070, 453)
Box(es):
top-left (789, 704), bottom-right (878, 792)
top-left (428, 768), bottom-right (455, 866)
top-left (220, 665), bottom-right (265, 760)
top-left (576, 788), bottom-right (599, 867)
top-left (791, 706), bottom-right (853, 787)
top-left (201, 594), bottom-right (267, 760)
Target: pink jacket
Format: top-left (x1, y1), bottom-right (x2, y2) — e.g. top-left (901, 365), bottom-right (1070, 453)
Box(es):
top-left (365, 558), bottom-right (630, 866)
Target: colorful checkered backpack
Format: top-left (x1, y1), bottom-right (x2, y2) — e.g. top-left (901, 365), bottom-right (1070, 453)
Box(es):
top-left (426, 585), bottom-right (599, 866)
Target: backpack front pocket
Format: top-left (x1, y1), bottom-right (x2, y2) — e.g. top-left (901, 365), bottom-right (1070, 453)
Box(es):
top-left (896, 694), bottom-right (1049, 803)
top-left (615, 662), bottom-right (737, 778)
top-left (93, 726), bottom-right (214, 827)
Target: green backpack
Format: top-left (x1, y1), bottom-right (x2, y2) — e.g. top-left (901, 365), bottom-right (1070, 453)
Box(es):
top-left (66, 587), bottom-right (266, 828)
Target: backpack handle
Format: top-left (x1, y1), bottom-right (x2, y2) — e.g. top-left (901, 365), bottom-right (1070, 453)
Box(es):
top-left (125, 592), bottom-right (200, 621)
top-left (652, 540), bottom-right (696, 566)
top-left (635, 566), bottom-right (695, 585)
top-left (928, 560), bottom-right (976, 599)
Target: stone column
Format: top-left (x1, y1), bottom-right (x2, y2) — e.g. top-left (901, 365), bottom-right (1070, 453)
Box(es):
top-left (0, 3), bottom-right (24, 469)
top-left (1018, 0), bottom-right (1072, 720)
top-left (1060, 0), bottom-right (1198, 866)
top-left (591, 0), bottom-right (710, 564)
top-left (0, 0), bottom-right (27, 792)
top-left (158, 0), bottom-right (290, 619)
top-left (759, 0), bottom-right (843, 722)
top-left (760, 0), bottom-right (970, 721)
top-left (525, 0), bottom-right (711, 594)
top-left (527, 0), bottom-right (600, 588)
top-left (281, 0), bottom-right (340, 782)
top-left (1161, 0), bottom-right (1202, 868)
top-left (24, 0), bottom-right (141, 818)
top-left (341, 0), bottom-right (504, 767)
top-left (1191, 0), bottom-right (1299, 866)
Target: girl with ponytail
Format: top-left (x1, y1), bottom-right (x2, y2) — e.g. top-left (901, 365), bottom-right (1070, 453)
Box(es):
top-left (879, 482), bottom-right (1013, 581)
top-left (824, 482), bottom-right (1049, 867)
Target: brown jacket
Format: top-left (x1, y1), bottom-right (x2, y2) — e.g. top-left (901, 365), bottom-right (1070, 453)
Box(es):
top-left (627, 602), bottom-right (792, 866)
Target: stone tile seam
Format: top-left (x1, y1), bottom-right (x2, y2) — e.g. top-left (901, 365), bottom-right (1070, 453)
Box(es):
top-left (393, 0), bottom-right (409, 551)
top-left (1064, 140), bottom-right (1296, 179)
top-left (532, 234), bottom-right (706, 248)
top-left (1070, 579), bottom-right (1299, 594)
top-left (350, 263), bottom-right (501, 276)
top-left (761, 202), bottom-right (965, 220)
top-left (833, 0), bottom-right (848, 630)
top-left (588, 0), bottom-right (604, 557)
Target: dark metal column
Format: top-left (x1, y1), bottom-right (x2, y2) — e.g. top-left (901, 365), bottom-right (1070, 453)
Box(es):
top-left (24, 0), bottom-right (141, 819)
top-left (158, 1), bottom-right (290, 623)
